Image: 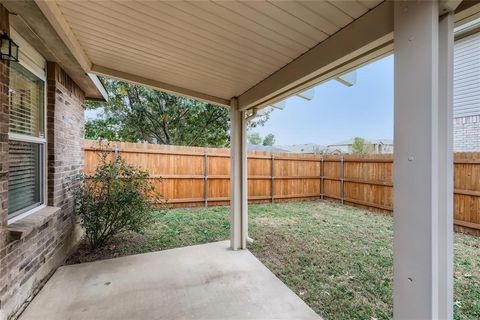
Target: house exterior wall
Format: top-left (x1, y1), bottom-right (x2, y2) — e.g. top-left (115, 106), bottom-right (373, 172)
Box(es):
top-left (454, 115), bottom-right (480, 151)
top-left (0, 5), bottom-right (85, 317)
top-left (46, 62), bottom-right (85, 208)
top-left (453, 32), bottom-right (480, 151)
top-left (0, 5), bottom-right (10, 251)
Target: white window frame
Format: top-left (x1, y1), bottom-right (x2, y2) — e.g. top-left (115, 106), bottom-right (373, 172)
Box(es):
top-left (7, 28), bottom-right (48, 223)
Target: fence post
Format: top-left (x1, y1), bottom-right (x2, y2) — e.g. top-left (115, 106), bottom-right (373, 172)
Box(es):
top-left (340, 156), bottom-right (344, 204)
top-left (320, 157), bottom-right (324, 200)
top-left (271, 154), bottom-right (275, 203)
top-left (204, 150), bottom-right (208, 207)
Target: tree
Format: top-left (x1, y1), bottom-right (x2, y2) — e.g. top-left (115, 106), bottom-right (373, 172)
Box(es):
top-left (351, 137), bottom-right (373, 154)
top-left (262, 133), bottom-right (275, 146)
top-left (248, 132), bottom-right (262, 145)
top-left (85, 117), bottom-right (134, 142)
top-left (86, 79), bottom-right (270, 147)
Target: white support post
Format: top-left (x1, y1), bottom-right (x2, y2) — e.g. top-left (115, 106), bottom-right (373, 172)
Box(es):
top-left (241, 108), bottom-right (249, 246)
top-left (438, 12), bottom-right (454, 320)
top-left (229, 98), bottom-right (247, 250)
top-left (393, 1), bottom-right (454, 319)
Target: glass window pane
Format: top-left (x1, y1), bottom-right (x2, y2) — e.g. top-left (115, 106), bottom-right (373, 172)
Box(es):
top-left (9, 62), bottom-right (45, 137)
top-left (8, 141), bottom-right (42, 217)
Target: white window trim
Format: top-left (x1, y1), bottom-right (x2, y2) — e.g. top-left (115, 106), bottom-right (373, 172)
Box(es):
top-left (7, 28), bottom-right (48, 223)
top-left (8, 133), bottom-right (46, 144)
top-left (8, 204), bottom-right (47, 224)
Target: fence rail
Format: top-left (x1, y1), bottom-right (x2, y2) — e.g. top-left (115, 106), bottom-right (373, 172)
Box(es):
top-left (84, 141), bottom-right (480, 234)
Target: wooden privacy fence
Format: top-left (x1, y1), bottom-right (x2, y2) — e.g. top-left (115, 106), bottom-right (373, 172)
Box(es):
top-left (84, 140), bottom-right (480, 233)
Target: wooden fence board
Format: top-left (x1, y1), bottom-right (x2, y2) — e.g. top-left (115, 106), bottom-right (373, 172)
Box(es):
top-left (84, 140), bottom-right (480, 232)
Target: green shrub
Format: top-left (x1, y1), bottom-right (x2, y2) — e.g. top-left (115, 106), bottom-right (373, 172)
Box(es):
top-left (71, 145), bottom-right (162, 249)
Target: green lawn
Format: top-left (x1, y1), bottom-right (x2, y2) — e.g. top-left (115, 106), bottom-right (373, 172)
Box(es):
top-left (68, 201), bottom-right (480, 320)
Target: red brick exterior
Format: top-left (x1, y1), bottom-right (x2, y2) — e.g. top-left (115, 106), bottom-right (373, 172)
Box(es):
top-left (0, 5), bottom-right (86, 316)
top-left (0, 5), bottom-right (10, 251)
top-left (46, 62), bottom-right (85, 209)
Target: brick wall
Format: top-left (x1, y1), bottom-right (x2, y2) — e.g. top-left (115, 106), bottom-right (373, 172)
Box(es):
top-left (0, 51), bottom-right (85, 318)
top-left (0, 5), bottom-right (10, 251)
top-left (46, 62), bottom-right (85, 210)
top-left (454, 115), bottom-right (480, 151)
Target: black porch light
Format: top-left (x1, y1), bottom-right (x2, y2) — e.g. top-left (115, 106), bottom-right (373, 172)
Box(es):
top-left (0, 33), bottom-right (19, 62)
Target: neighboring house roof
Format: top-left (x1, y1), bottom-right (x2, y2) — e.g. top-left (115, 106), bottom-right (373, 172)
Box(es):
top-left (328, 138), bottom-right (393, 147)
top-left (327, 138), bottom-right (356, 146)
top-left (371, 139), bottom-right (394, 145)
top-left (247, 145), bottom-right (290, 153)
top-left (325, 138), bottom-right (394, 154)
top-left (277, 144), bottom-right (326, 154)
top-left (326, 148), bottom-right (343, 155)
top-left (325, 145), bottom-right (350, 154)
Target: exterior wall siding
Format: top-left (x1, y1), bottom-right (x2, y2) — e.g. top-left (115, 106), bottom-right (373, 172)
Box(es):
top-left (454, 115), bottom-right (480, 151)
top-left (454, 32), bottom-right (480, 119)
top-left (0, 13), bottom-right (85, 316)
top-left (453, 32), bottom-right (480, 151)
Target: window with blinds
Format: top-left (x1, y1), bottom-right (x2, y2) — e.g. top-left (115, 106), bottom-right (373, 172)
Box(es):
top-left (8, 61), bottom-right (46, 218)
top-left (8, 141), bottom-right (42, 215)
top-left (9, 62), bottom-right (44, 137)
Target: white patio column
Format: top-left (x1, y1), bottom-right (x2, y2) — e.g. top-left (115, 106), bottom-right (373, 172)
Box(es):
top-left (393, 1), bottom-right (454, 319)
top-left (229, 98), bottom-right (247, 250)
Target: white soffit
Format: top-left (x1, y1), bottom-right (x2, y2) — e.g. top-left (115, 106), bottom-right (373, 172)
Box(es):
top-left (36, 0), bottom-right (384, 106)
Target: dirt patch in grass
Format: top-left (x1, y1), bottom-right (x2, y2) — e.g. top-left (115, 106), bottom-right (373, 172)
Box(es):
top-left (254, 215), bottom-right (299, 227)
top-left (65, 201), bottom-right (480, 320)
top-left (66, 206), bottom-right (230, 264)
top-left (66, 232), bottom-right (149, 264)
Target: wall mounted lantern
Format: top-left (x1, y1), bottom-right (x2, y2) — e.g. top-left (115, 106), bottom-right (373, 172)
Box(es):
top-left (0, 33), bottom-right (19, 62)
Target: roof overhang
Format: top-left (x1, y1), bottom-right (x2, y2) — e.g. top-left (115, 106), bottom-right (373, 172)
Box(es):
top-left (13, 0), bottom-right (480, 108)
top-left (239, 0), bottom-right (480, 111)
top-left (1, 0), bottom-right (107, 101)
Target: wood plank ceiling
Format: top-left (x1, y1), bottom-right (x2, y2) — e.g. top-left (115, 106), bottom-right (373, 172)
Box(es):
top-left (52, 0), bottom-right (383, 102)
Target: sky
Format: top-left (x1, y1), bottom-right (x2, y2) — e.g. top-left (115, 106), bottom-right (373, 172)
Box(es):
top-left (86, 54), bottom-right (394, 146)
top-left (253, 54), bottom-right (394, 146)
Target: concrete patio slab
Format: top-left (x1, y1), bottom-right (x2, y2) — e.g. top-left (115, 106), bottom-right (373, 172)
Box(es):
top-left (19, 241), bottom-right (321, 320)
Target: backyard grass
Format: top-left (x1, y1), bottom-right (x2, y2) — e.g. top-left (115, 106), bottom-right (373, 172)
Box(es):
top-left (67, 201), bottom-right (480, 320)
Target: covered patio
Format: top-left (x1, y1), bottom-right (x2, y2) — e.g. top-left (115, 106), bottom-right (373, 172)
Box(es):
top-left (18, 241), bottom-right (319, 320)
top-left (3, 0), bottom-right (480, 319)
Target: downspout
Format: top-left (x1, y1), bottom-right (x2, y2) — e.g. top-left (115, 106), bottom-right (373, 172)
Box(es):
top-left (244, 108), bottom-right (258, 244)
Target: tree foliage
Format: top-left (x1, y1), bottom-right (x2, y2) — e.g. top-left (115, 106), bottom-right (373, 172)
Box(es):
top-left (86, 79), bottom-right (271, 147)
top-left (248, 132), bottom-right (276, 146)
top-left (248, 132), bottom-right (262, 145)
top-left (351, 137), bottom-right (373, 154)
top-left (262, 133), bottom-right (276, 146)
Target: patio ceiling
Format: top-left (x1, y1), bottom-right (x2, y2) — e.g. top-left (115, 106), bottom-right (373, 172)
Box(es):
top-left (33, 0), bottom-right (389, 108)
top-left (30, 0), bottom-right (480, 109)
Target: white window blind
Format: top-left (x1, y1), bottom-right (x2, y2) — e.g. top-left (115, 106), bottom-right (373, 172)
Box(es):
top-left (9, 62), bottom-right (44, 137)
